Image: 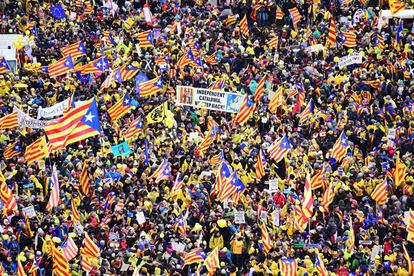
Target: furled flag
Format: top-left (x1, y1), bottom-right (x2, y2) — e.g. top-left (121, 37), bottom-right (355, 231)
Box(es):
top-left (302, 176), bottom-right (314, 219)
top-left (275, 6), bottom-right (284, 20)
top-left (81, 233), bottom-right (100, 258)
top-left (61, 236), bottom-right (78, 261)
top-left (396, 19), bottom-right (403, 43)
top-left (255, 147), bottom-right (267, 180)
top-left (212, 161), bottom-right (232, 197)
top-left (267, 135), bottom-right (292, 163)
top-left (319, 181), bottom-right (335, 213)
top-left (327, 20), bottom-right (337, 48)
top-left (279, 258), bottom-right (297, 276)
top-left (61, 41), bottom-right (86, 59)
top-left (315, 250), bottom-right (329, 276)
top-left (299, 99), bottom-right (315, 124)
top-left (44, 98), bottom-right (101, 153)
top-left (340, 31), bottom-right (357, 47)
top-left (268, 85), bottom-right (284, 113)
top-left (330, 131), bottom-right (348, 161)
top-left (209, 150), bottom-right (224, 166)
top-left (394, 156), bottom-right (406, 187)
top-left (260, 221), bottom-right (272, 255)
top-left (232, 95), bottom-right (256, 126)
top-left (138, 76), bottom-right (163, 97)
top-left (114, 64), bottom-right (139, 82)
top-left (17, 255), bottom-right (26, 276)
top-left (239, 15), bottom-right (249, 36)
top-left (137, 30), bottom-right (154, 47)
top-left (48, 55), bottom-right (74, 78)
top-left (204, 247), bottom-right (220, 274)
top-left (370, 178), bottom-right (388, 205)
top-left (253, 76), bottom-right (266, 103)
top-left (182, 248), bottom-right (206, 266)
top-left (223, 15), bottom-right (236, 28)
top-left (24, 136), bottom-right (48, 164)
top-left (288, 7), bottom-right (302, 26)
top-left (50, 4), bottom-right (66, 19)
top-left (3, 142), bottom-right (21, 159)
top-left (124, 117), bottom-right (143, 140)
top-left (80, 162), bottom-right (89, 196)
top-left (149, 160), bottom-right (171, 183)
top-left (389, 0), bottom-right (405, 15)
top-left (0, 57), bottom-right (11, 74)
top-left (79, 56), bottom-right (109, 74)
top-left (173, 212), bottom-right (186, 235)
top-left (108, 93), bottom-right (132, 121)
top-left (403, 244), bottom-right (413, 275)
top-left (71, 198), bottom-right (81, 221)
top-left (46, 165), bottom-right (60, 210)
top-left (346, 219), bottom-right (355, 252)
top-left (0, 112), bottom-right (18, 129)
top-left (267, 37), bottom-right (279, 49)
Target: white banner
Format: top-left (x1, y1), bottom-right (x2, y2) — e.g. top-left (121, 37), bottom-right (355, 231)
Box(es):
top-left (337, 54), bottom-right (363, 67)
top-left (13, 106), bottom-right (50, 129)
top-left (176, 86), bottom-right (243, 113)
top-left (37, 97), bottom-right (70, 119)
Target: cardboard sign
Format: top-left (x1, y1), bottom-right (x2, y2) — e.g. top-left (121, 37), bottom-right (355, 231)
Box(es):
top-left (260, 211), bottom-right (268, 223)
top-left (234, 211), bottom-right (246, 224)
top-left (268, 179), bottom-right (279, 193)
top-left (22, 206), bottom-right (36, 218)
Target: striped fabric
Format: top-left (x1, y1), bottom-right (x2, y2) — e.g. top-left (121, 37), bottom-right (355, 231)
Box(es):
top-left (370, 178), bottom-right (388, 205)
top-left (48, 55), bottom-right (74, 78)
top-left (81, 233), bottom-right (100, 258)
top-left (268, 86), bottom-right (283, 113)
top-left (302, 176), bottom-right (314, 219)
top-left (107, 93), bottom-right (132, 121)
top-left (253, 76), bottom-right (266, 102)
top-left (24, 136), bottom-right (48, 165)
top-left (319, 181), bottom-right (335, 213)
top-left (61, 236), bottom-right (78, 261)
top-left (279, 258), bottom-right (297, 276)
top-left (267, 37), bottom-right (279, 49)
top-left (327, 20), bottom-right (336, 48)
top-left (52, 245), bottom-right (70, 275)
top-left (61, 41), bottom-right (86, 59)
top-left (330, 131), bottom-right (348, 161)
top-left (267, 135), bottom-right (292, 163)
top-left (255, 148), bottom-right (266, 180)
top-left (138, 76), bottom-right (163, 97)
top-left (3, 142), bottom-right (21, 159)
top-left (288, 7), bottom-right (302, 25)
top-left (71, 198), bottom-right (81, 221)
top-left (239, 15), bottom-right (249, 36)
top-left (46, 166), bottom-right (60, 210)
top-left (260, 222), bottom-right (272, 254)
top-left (0, 181), bottom-right (18, 212)
top-left (232, 95), bottom-right (256, 126)
top-left (80, 162), bottom-right (89, 196)
top-left (0, 112), bottom-right (18, 129)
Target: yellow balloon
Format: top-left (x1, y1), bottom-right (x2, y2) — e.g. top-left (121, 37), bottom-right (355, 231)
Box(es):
top-left (333, 56), bottom-right (339, 63)
top-left (217, 219), bottom-right (226, 228)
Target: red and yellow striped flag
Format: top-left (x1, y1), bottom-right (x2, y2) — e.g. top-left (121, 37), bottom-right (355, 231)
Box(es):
top-left (268, 86), bottom-right (283, 113)
top-left (24, 136), bottom-right (48, 165)
top-left (319, 181), bottom-right (335, 213)
top-left (346, 219), bottom-right (355, 252)
top-left (275, 6), bottom-right (284, 20)
top-left (394, 156), bottom-right (406, 187)
top-left (239, 15), bottom-right (249, 37)
top-left (81, 233), bottom-right (100, 258)
top-left (389, 0), bottom-right (405, 15)
top-left (253, 76), bottom-right (266, 103)
top-left (223, 15), bottom-right (236, 28)
top-left (17, 255), bottom-right (26, 276)
top-left (0, 181), bottom-right (18, 212)
top-left (52, 245), bottom-right (70, 276)
top-left (403, 244), bottom-right (413, 275)
top-left (267, 37), bottom-right (279, 49)
top-left (310, 169), bottom-right (325, 190)
top-left (370, 178), bottom-right (388, 205)
top-left (327, 20), bottom-right (336, 48)
top-left (0, 112), bottom-right (18, 129)
top-left (71, 197), bottom-right (81, 221)
top-left (80, 162), bottom-right (89, 196)
top-left (260, 221), bottom-right (272, 254)
top-left (204, 247), bottom-right (219, 274)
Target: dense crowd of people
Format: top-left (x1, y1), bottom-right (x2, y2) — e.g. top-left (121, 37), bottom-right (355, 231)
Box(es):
top-left (0, 0), bottom-right (413, 275)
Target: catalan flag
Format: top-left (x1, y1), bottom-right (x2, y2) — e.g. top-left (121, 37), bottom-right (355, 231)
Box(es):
top-left (177, 50), bottom-right (197, 68)
top-left (81, 256), bottom-right (94, 272)
top-left (275, 6), bottom-right (284, 20)
top-left (62, 236), bottom-right (78, 261)
top-left (182, 248), bottom-right (206, 265)
top-left (330, 131), bottom-right (348, 161)
top-left (172, 173), bottom-right (183, 192)
top-left (289, 7), bottom-right (302, 26)
top-left (319, 181), bottom-right (335, 213)
top-left (52, 245), bottom-right (70, 276)
top-left (137, 30), bottom-right (154, 47)
top-left (206, 52), bottom-right (218, 65)
top-left (268, 86), bottom-right (283, 113)
top-left (299, 99), bottom-right (315, 124)
top-left (46, 165), bottom-right (60, 210)
top-left (389, 0), bottom-right (405, 15)
top-left (100, 69), bottom-right (117, 90)
top-left (267, 37), bottom-right (279, 49)
top-left (302, 176), bottom-right (314, 219)
top-left (260, 222), bottom-right (272, 254)
top-left (48, 55), bottom-right (74, 78)
top-left (315, 250), bottom-right (329, 276)
top-left (0, 57), bottom-right (11, 73)
top-left (3, 142), bottom-right (21, 159)
top-left (346, 220), bottom-right (355, 252)
top-left (253, 76), bottom-right (266, 103)
top-left (232, 95), bottom-right (256, 126)
top-left (114, 64), bottom-right (139, 82)
top-left (0, 112), bottom-right (18, 129)
top-left (61, 41), bottom-right (86, 59)
top-left (102, 30), bottom-right (116, 45)
top-left (81, 233), bottom-right (100, 258)
top-left (149, 160), bottom-right (171, 183)
top-left (223, 15), bottom-right (236, 28)
top-left (24, 136), bottom-right (48, 164)
top-left (209, 150), bottom-right (224, 166)
top-left (217, 171), bottom-right (243, 202)
top-left (71, 198), bottom-right (81, 221)
top-left (212, 161), bottom-right (232, 197)
top-left (83, 0), bottom-right (93, 14)
top-left (403, 244), bottom-right (413, 275)
top-left (310, 169), bottom-right (325, 190)
top-left (195, 128), bottom-right (218, 156)
top-left (373, 34), bottom-right (385, 51)
top-left (44, 98), bottom-right (101, 153)
top-left (124, 117), bottom-right (143, 140)
top-left (173, 213), bottom-right (186, 235)
top-left (209, 80), bottom-right (225, 90)
top-left (138, 76), bottom-right (163, 97)
top-left (80, 162), bottom-right (89, 196)
top-left (267, 135), bottom-right (292, 163)
top-left (340, 31), bottom-right (357, 47)
top-left (395, 156), bottom-right (407, 187)
top-left (0, 181), bottom-right (18, 212)
top-left (107, 93), bottom-right (132, 121)
top-left (370, 178), bottom-right (388, 205)
top-left (17, 255), bottom-right (26, 276)
top-left (407, 210), bottom-right (414, 234)
top-left (79, 56), bottom-right (109, 74)
top-left (327, 20), bottom-right (337, 48)
top-left (239, 15), bottom-right (249, 36)
top-left (255, 148), bottom-right (267, 180)
top-left (204, 247), bottom-right (220, 274)
top-left (102, 191), bottom-right (116, 211)
top-left (279, 258), bottom-right (297, 276)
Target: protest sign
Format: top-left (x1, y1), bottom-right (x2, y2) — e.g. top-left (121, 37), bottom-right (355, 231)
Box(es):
top-left (22, 206), bottom-right (36, 218)
top-left (234, 211), bottom-right (246, 224)
top-left (268, 179), bottom-right (279, 193)
top-left (337, 54), bottom-right (363, 67)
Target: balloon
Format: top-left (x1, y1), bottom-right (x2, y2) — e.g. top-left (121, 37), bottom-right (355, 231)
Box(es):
top-left (359, 51), bottom-right (365, 58)
top-left (333, 56), bottom-right (339, 63)
top-left (217, 219), bottom-right (226, 228)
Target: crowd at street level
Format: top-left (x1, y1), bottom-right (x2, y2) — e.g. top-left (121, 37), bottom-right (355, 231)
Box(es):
top-left (0, 0), bottom-right (414, 275)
